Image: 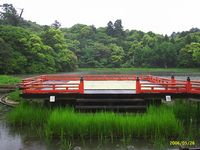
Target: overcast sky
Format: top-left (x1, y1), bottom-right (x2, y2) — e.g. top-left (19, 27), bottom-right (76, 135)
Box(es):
top-left (1, 0), bottom-right (200, 35)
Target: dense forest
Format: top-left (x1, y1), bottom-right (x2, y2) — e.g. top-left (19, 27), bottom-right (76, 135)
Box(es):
top-left (0, 4), bottom-right (200, 74)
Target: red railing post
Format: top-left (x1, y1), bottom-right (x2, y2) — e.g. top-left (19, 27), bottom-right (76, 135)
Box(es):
top-left (186, 77), bottom-right (191, 93)
top-left (171, 75), bottom-right (176, 88)
top-left (79, 76), bottom-right (84, 94)
top-left (171, 75), bottom-right (176, 83)
top-left (149, 75), bottom-right (152, 82)
top-left (52, 85), bottom-right (55, 91)
top-left (146, 75), bottom-right (150, 82)
top-left (136, 77), bottom-right (141, 94)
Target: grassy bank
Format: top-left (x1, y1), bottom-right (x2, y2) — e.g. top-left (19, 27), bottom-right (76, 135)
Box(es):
top-left (78, 68), bottom-right (200, 74)
top-left (0, 75), bottom-right (22, 102)
top-left (7, 90), bottom-right (24, 102)
top-left (0, 75), bottom-right (21, 85)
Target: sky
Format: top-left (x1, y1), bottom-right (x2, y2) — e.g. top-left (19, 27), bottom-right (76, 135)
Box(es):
top-left (1, 0), bottom-right (200, 35)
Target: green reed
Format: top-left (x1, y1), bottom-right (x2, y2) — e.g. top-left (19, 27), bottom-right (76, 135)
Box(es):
top-left (7, 99), bottom-right (200, 149)
top-left (46, 105), bottom-right (183, 140)
top-left (172, 100), bottom-right (200, 138)
top-left (7, 102), bottom-right (49, 127)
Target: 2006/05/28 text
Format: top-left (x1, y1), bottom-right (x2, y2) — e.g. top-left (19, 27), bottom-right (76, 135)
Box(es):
top-left (170, 141), bottom-right (195, 146)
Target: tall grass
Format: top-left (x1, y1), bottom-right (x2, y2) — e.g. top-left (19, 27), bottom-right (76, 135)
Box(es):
top-left (46, 105), bottom-right (183, 140)
top-left (9, 101), bottom-right (200, 141)
top-left (6, 99), bottom-right (200, 149)
top-left (172, 100), bottom-right (200, 138)
top-left (7, 102), bottom-right (49, 127)
top-left (173, 100), bottom-right (200, 124)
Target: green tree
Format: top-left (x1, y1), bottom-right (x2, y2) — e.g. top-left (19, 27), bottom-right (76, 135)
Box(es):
top-left (153, 42), bottom-right (177, 68)
top-left (113, 19), bottom-right (124, 38)
top-left (192, 43), bottom-right (200, 65)
top-left (178, 42), bottom-right (200, 67)
top-left (42, 28), bottom-right (67, 52)
top-left (58, 50), bottom-right (78, 71)
top-left (0, 26), bottom-right (55, 73)
top-left (142, 33), bottom-right (157, 48)
top-left (51, 20), bottom-right (61, 29)
top-left (178, 45), bottom-right (194, 67)
top-left (21, 34), bottom-right (56, 73)
top-left (0, 4), bottom-right (20, 26)
top-left (109, 44), bottom-right (124, 67)
top-left (106, 21), bottom-right (114, 36)
top-left (80, 26), bottom-right (95, 39)
top-left (0, 38), bottom-right (24, 74)
top-left (126, 41), bottom-right (143, 67)
top-left (41, 28), bottom-right (78, 71)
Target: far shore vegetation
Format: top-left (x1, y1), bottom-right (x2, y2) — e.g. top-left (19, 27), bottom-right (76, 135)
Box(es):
top-left (0, 4), bottom-right (200, 74)
top-left (78, 68), bottom-right (200, 73)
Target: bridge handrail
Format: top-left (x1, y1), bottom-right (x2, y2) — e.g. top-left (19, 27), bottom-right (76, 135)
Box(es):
top-left (20, 74), bottom-right (200, 95)
top-left (21, 75), bottom-right (84, 94)
top-left (22, 82), bottom-right (83, 94)
top-left (136, 76), bottom-right (200, 94)
top-left (21, 74), bottom-right (137, 94)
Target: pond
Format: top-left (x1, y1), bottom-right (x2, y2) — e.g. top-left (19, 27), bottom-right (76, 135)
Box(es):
top-left (1, 70), bottom-right (200, 150)
top-left (0, 103), bottom-right (158, 150)
top-left (1, 100), bottom-right (200, 150)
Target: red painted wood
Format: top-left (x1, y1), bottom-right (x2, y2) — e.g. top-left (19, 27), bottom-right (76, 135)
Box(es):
top-left (136, 77), bottom-right (141, 94)
top-left (20, 74), bottom-right (200, 95)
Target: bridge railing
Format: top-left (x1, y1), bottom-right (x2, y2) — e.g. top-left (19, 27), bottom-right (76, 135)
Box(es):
top-left (20, 74), bottom-right (137, 94)
top-left (19, 75), bottom-right (46, 88)
top-left (21, 76), bottom-right (84, 94)
top-left (20, 74), bottom-right (200, 95)
top-left (190, 81), bottom-right (200, 94)
top-left (136, 76), bottom-right (200, 94)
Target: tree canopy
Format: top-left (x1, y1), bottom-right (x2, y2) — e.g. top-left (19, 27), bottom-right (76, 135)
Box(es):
top-left (0, 3), bottom-right (200, 74)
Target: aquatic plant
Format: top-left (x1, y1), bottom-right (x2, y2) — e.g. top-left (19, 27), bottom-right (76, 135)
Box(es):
top-left (46, 105), bottom-right (183, 140)
top-left (173, 100), bottom-right (200, 124)
top-left (172, 100), bottom-right (200, 138)
top-left (10, 100), bottom-right (200, 141)
top-left (6, 99), bottom-right (200, 149)
top-left (7, 102), bottom-right (49, 127)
